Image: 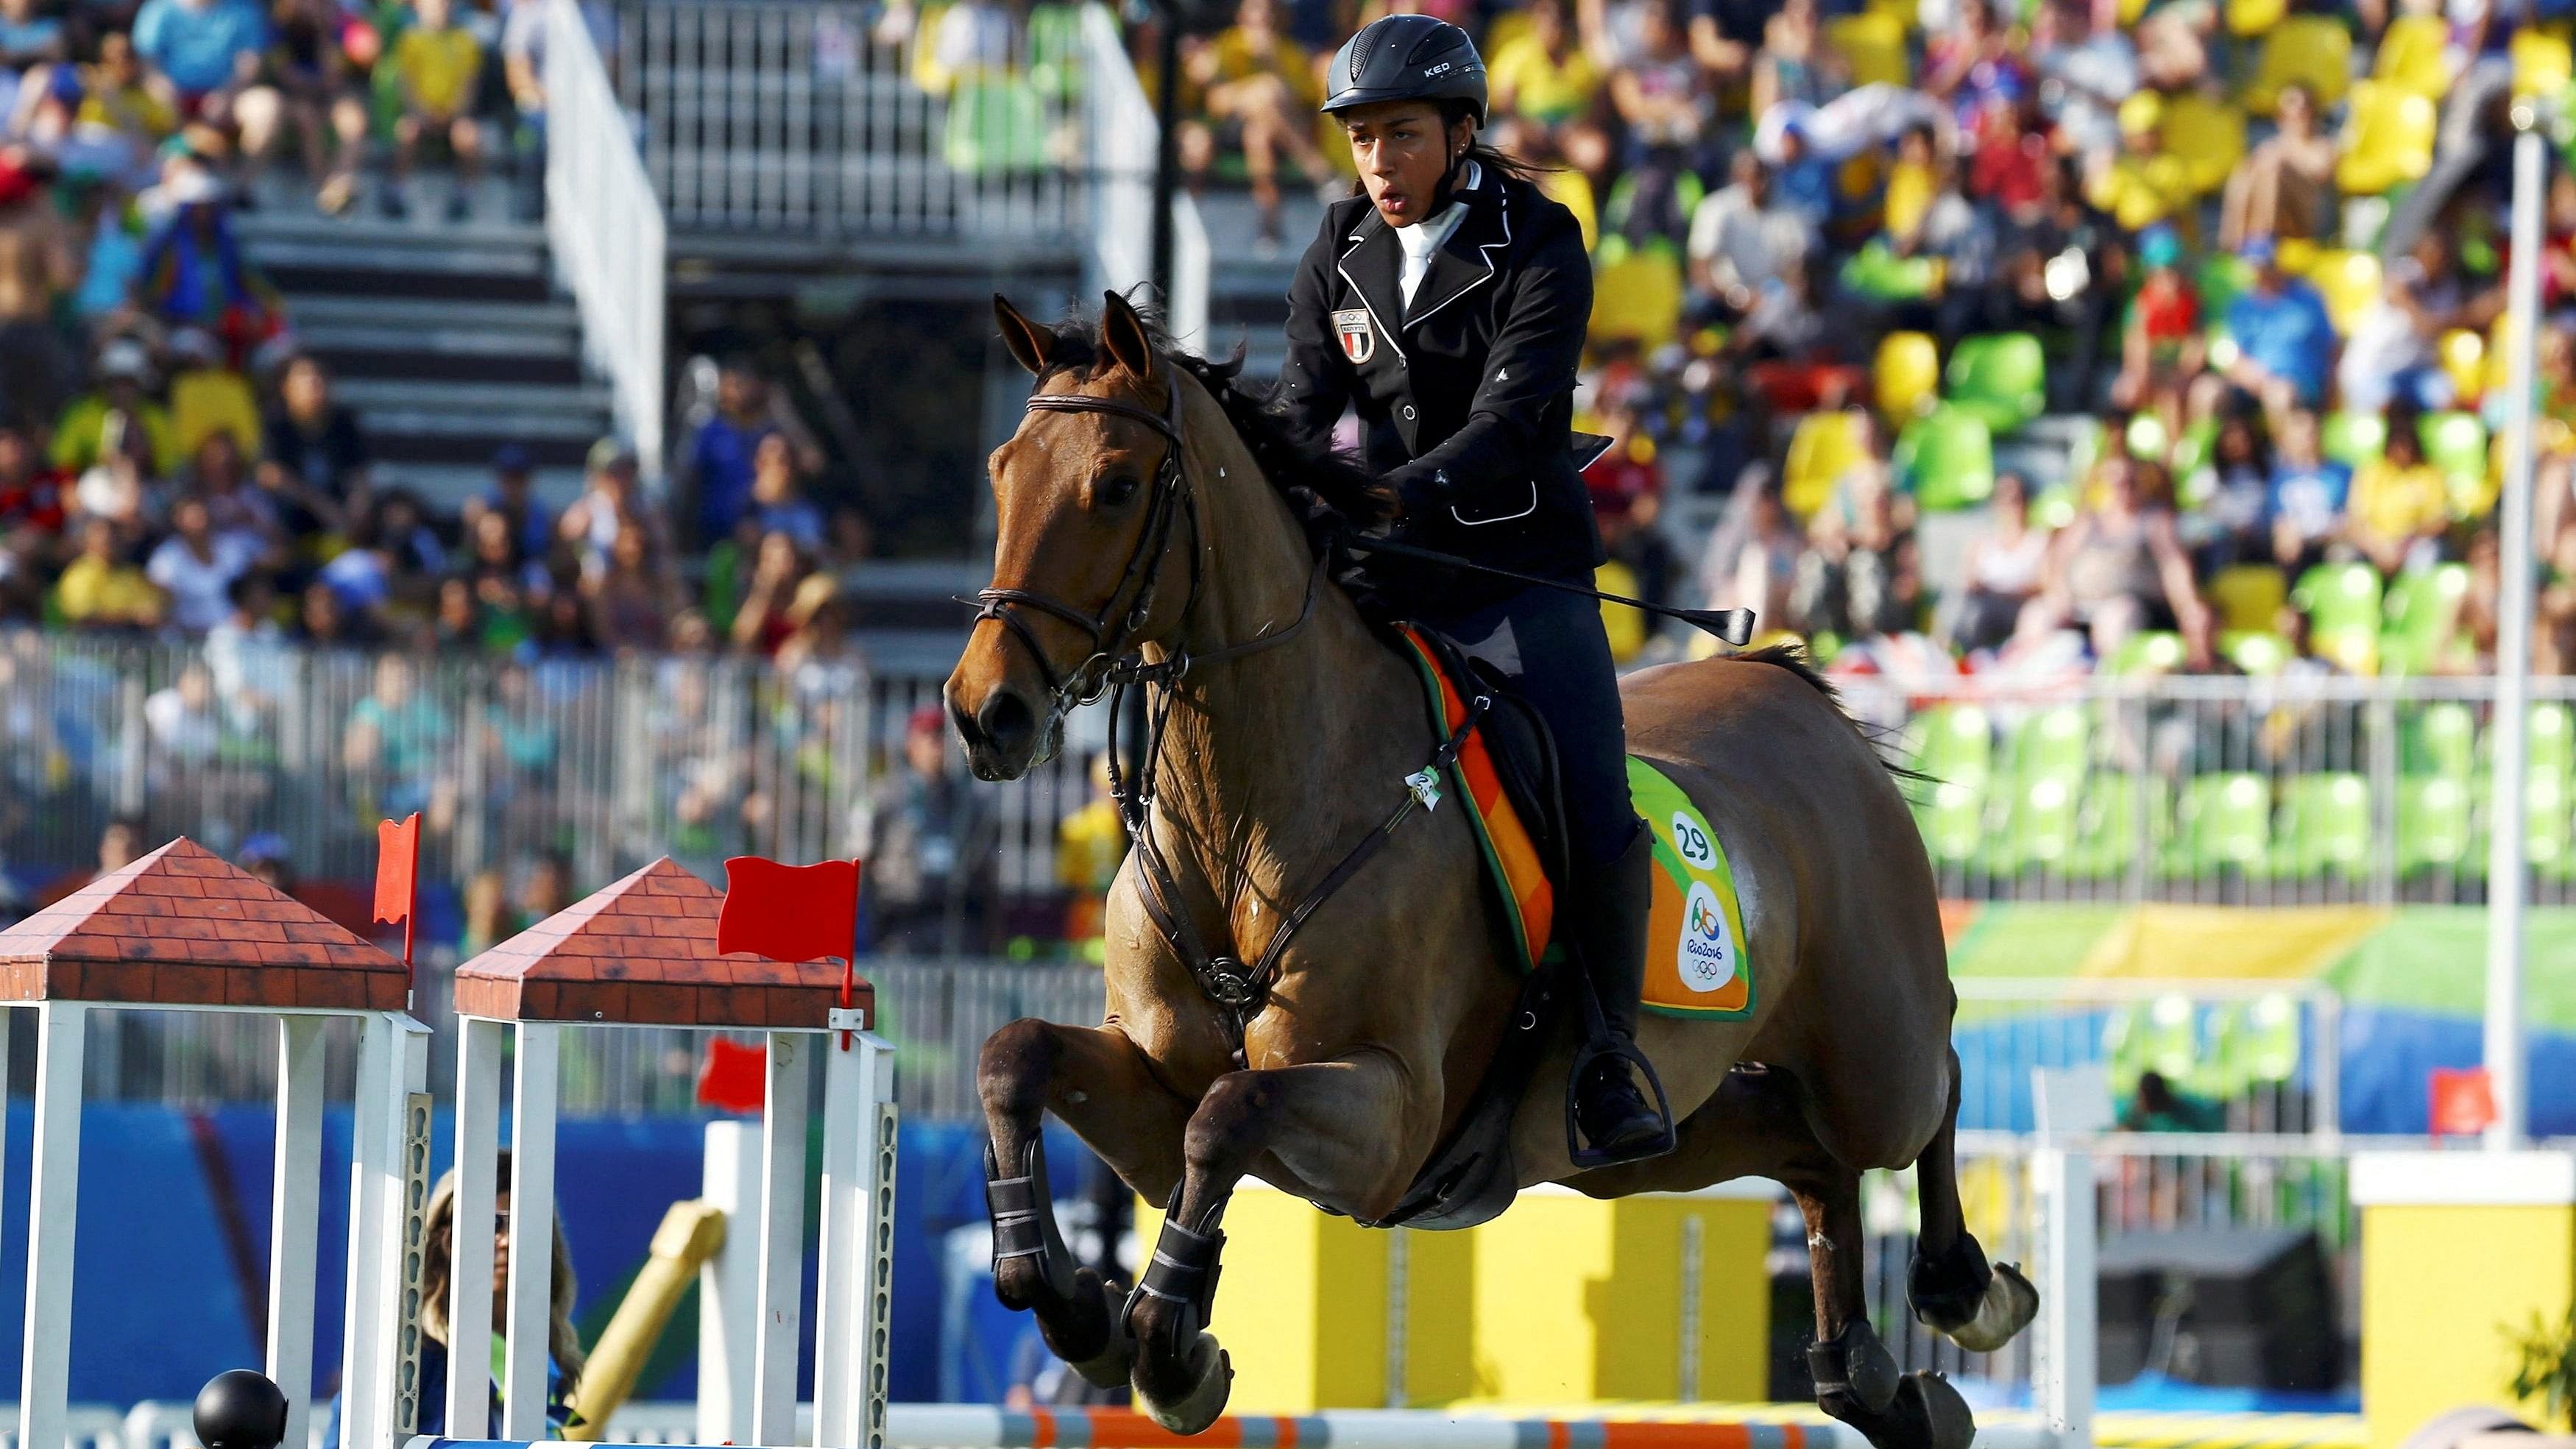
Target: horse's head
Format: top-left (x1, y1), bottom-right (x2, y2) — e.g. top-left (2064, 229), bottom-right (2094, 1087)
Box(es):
top-left (947, 291), bottom-right (1196, 781)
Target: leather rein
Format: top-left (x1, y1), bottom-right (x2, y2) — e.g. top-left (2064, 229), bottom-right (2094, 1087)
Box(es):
top-left (971, 373), bottom-right (1486, 1066)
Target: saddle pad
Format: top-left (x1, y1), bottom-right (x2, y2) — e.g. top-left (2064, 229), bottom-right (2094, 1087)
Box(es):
top-left (1396, 629), bottom-right (1753, 1018)
top-left (1398, 626), bottom-right (1555, 971)
top-left (1631, 756), bottom-right (1755, 1020)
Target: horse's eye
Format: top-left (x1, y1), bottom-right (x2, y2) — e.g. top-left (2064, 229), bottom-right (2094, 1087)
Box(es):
top-left (1100, 473), bottom-right (1142, 507)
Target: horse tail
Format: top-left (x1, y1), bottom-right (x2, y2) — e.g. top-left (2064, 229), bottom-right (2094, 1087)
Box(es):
top-left (1732, 642), bottom-right (1934, 787)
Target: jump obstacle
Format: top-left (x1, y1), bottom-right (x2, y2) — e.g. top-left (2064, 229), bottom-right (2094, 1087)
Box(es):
top-left (77, 835), bottom-right (2116, 1449)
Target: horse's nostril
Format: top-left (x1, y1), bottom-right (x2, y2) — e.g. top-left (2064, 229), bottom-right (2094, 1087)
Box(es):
top-left (977, 690), bottom-right (1038, 760)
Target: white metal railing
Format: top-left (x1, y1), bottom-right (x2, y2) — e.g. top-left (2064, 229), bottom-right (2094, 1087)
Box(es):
top-left (620, 0), bottom-right (1085, 241)
top-left (1078, 4), bottom-right (1206, 347)
top-left (547, 0), bottom-right (668, 482)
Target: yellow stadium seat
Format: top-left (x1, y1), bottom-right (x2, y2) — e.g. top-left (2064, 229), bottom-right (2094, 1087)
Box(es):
top-left (1783, 411), bottom-right (1868, 519)
top-left (1830, 12), bottom-right (1911, 87)
top-left (2336, 82), bottom-right (2438, 196)
top-left (2209, 564), bottom-right (2289, 633)
top-left (2518, 27), bottom-right (2573, 97)
top-left (1866, 0), bottom-right (1917, 30)
top-left (2442, 328), bottom-right (2486, 405)
top-left (2247, 15), bottom-right (2352, 115)
top-left (1590, 248), bottom-right (1682, 350)
top-left (2374, 14), bottom-right (2452, 99)
top-left (1484, 7), bottom-right (1535, 56)
top-left (2160, 91), bottom-right (2247, 196)
top-left (2228, 0), bottom-right (2287, 36)
top-left (2486, 313), bottom-right (2520, 397)
top-left (2307, 249), bottom-right (2384, 336)
top-left (1875, 330), bottom-right (1942, 424)
top-left (2276, 235), bottom-right (2322, 275)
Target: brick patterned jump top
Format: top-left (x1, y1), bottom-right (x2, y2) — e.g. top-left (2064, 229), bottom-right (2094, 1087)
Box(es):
top-left (453, 856), bottom-right (871, 1028)
top-left (0, 837), bottom-right (408, 1011)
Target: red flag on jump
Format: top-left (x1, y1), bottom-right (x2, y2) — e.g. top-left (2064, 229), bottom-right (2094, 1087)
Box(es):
top-left (372, 814), bottom-right (420, 927)
top-left (2430, 1066), bottom-right (2497, 1138)
top-left (717, 857), bottom-right (860, 965)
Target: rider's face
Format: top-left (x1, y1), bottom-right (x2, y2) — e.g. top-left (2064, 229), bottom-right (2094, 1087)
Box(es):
top-left (1340, 101), bottom-right (1468, 229)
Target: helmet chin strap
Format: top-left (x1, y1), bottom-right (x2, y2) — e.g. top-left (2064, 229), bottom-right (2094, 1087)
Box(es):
top-left (1429, 132), bottom-right (1472, 213)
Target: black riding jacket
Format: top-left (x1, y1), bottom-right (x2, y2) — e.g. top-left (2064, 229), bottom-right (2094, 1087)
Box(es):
top-left (1275, 163), bottom-right (1604, 612)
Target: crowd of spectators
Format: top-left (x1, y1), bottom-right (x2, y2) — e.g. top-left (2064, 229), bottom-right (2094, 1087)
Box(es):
top-left (1165, 0), bottom-right (2576, 680)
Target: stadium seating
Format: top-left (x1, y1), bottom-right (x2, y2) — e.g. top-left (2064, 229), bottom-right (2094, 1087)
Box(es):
top-left (1895, 406), bottom-right (1997, 509)
top-left (1944, 333), bottom-right (2048, 434)
top-left (2419, 411), bottom-right (2493, 516)
top-left (2404, 700), bottom-right (2479, 779)
top-left (1829, 12), bottom-right (1910, 87)
top-left (2380, 564), bottom-right (2471, 676)
top-left (2374, 14), bottom-right (2454, 98)
top-left (1588, 247), bottom-right (1684, 349)
top-left (2161, 92), bottom-right (2248, 196)
top-left (2292, 562), bottom-right (2385, 675)
top-left (2248, 16), bottom-right (2354, 114)
top-left (2396, 775), bottom-right (2476, 876)
top-left (2173, 773), bottom-right (2274, 874)
top-left (2515, 26), bottom-right (2574, 97)
top-left (2440, 328), bottom-right (2487, 406)
top-left (2277, 773), bottom-right (2372, 877)
top-left (2209, 564), bottom-right (2289, 634)
top-left (1874, 330), bottom-right (1942, 424)
top-left (2307, 249), bottom-right (2385, 336)
top-left (2322, 410), bottom-right (2388, 467)
top-left (1784, 410), bottom-right (1868, 517)
top-left (2335, 83), bottom-right (2438, 196)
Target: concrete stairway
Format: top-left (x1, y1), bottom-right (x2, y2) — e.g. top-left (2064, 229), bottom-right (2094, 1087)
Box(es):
top-left (236, 205), bottom-right (604, 511)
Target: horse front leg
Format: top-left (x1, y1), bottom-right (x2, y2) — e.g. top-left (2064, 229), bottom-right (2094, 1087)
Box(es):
top-left (1125, 1056), bottom-right (1411, 1434)
top-left (979, 1017), bottom-right (1193, 1387)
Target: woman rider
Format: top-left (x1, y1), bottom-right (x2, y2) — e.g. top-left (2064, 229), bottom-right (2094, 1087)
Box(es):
top-left (1273, 14), bottom-right (1671, 1165)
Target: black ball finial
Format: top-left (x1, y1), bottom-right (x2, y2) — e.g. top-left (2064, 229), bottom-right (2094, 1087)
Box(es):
top-left (194, 1370), bottom-right (289, 1449)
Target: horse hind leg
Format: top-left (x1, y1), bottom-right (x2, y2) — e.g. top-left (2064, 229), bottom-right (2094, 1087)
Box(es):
top-left (1792, 1161), bottom-right (1976, 1449)
top-left (979, 1018), bottom-right (1191, 1389)
top-left (1906, 1050), bottom-right (2039, 1354)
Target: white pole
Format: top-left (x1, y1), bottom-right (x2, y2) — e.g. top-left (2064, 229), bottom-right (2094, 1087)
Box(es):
top-left (2488, 116), bottom-right (2546, 1151)
top-left (2034, 1144), bottom-right (2096, 1449)
top-left (19, 1002), bottom-right (85, 1449)
top-left (754, 1032), bottom-right (812, 1447)
top-left (341, 1014), bottom-right (393, 1449)
top-left (502, 1023), bottom-right (562, 1441)
top-left (698, 1120), bottom-right (762, 1446)
top-left (447, 1017), bottom-right (506, 1434)
top-left (268, 1016), bottom-right (328, 1449)
top-left (383, 1027), bottom-right (434, 1449)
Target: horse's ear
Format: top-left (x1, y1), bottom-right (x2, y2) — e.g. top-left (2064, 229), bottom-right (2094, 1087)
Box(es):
top-left (1100, 290), bottom-right (1157, 384)
top-left (994, 294), bottom-right (1055, 376)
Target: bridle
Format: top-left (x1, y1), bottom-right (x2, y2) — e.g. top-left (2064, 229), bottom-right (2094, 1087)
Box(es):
top-left (968, 366), bottom-right (1471, 1066)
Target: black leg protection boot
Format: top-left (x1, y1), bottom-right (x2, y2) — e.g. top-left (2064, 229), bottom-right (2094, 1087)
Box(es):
top-left (1566, 823), bottom-right (1677, 1166)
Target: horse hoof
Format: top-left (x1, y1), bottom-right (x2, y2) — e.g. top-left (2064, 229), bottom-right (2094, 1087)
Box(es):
top-left (1046, 1269), bottom-right (1134, 1388)
top-left (1133, 1331), bottom-right (1231, 1436)
top-left (1899, 1371), bottom-right (1978, 1449)
top-left (1942, 1260), bottom-right (2038, 1353)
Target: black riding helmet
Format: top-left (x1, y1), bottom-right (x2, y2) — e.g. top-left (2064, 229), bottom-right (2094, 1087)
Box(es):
top-left (1320, 14), bottom-right (1488, 127)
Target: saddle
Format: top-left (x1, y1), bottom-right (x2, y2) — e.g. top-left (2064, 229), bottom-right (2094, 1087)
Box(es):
top-left (1368, 626), bottom-right (1755, 1229)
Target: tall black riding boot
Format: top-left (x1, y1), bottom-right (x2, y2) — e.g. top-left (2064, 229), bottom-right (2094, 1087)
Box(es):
top-left (1566, 823), bottom-right (1675, 1165)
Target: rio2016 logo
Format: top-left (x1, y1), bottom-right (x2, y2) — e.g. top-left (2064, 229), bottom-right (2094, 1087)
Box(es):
top-left (1677, 880), bottom-right (1735, 992)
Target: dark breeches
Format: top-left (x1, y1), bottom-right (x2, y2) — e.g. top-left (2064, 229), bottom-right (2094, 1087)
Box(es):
top-left (1424, 581), bottom-right (1635, 867)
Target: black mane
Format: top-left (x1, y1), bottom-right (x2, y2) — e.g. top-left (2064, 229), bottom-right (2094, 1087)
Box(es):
top-left (1033, 308), bottom-right (1398, 539)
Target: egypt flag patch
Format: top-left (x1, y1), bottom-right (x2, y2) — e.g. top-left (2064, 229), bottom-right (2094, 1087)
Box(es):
top-left (1333, 308), bottom-right (1376, 364)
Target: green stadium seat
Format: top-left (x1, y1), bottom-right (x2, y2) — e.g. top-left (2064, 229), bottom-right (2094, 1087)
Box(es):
top-left (1942, 333), bottom-right (2047, 434)
top-left (2418, 411), bottom-right (2491, 514)
top-left (2223, 630), bottom-right (2293, 676)
top-left (2126, 411), bottom-right (2170, 461)
top-left (2169, 417), bottom-right (2222, 489)
top-left (2103, 993), bottom-right (2203, 1096)
top-left (2178, 772), bottom-right (2273, 873)
top-left (2278, 772), bottom-right (2372, 876)
top-left (943, 76), bottom-right (1052, 173)
top-left (2396, 775), bottom-right (2474, 875)
top-left (2070, 771), bottom-right (2170, 879)
top-left (2011, 705), bottom-right (2092, 784)
top-left (2530, 703), bottom-right (2574, 782)
top-left (2208, 993), bottom-right (2302, 1101)
top-left (1917, 776), bottom-right (1990, 864)
top-left (1910, 703), bottom-right (1994, 787)
top-left (2380, 563), bottom-right (2471, 676)
top-left (1895, 406), bottom-right (1997, 509)
top-left (2402, 701), bottom-right (2478, 779)
top-left (2107, 631), bottom-right (2187, 676)
top-left (2002, 771), bottom-right (2081, 873)
top-left (2530, 769), bottom-right (2573, 877)
top-left (2322, 411), bottom-right (2388, 467)
top-left (2293, 561), bottom-right (2385, 673)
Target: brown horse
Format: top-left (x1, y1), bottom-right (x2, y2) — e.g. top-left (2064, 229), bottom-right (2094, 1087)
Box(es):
top-left (946, 293), bottom-right (2036, 1444)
